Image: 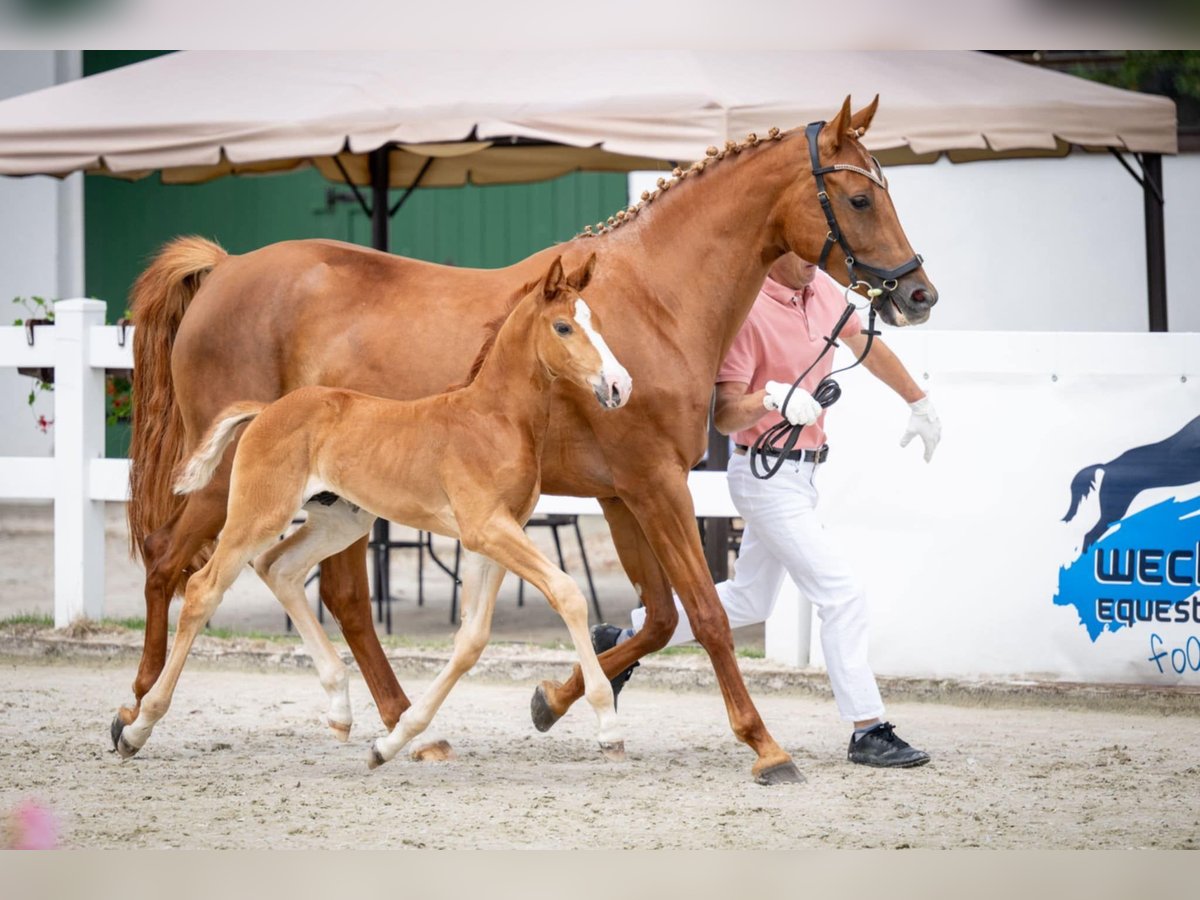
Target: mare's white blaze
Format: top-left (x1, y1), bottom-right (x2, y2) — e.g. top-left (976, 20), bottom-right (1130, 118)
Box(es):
top-left (573, 298), bottom-right (631, 394)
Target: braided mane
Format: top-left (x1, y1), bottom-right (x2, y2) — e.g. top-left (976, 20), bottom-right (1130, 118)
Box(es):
top-left (575, 126), bottom-right (787, 239)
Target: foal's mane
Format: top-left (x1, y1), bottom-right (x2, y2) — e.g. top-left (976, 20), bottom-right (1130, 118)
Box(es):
top-left (575, 125), bottom-right (787, 239)
top-left (444, 281), bottom-right (534, 392)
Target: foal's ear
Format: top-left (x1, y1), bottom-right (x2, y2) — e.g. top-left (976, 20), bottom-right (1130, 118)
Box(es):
top-left (566, 253), bottom-right (597, 293)
top-left (850, 95), bottom-right (879, 138)
top-left (542, 255), bottom-right (566, 301)
top-left (827, 95), bottom-right (853, 152)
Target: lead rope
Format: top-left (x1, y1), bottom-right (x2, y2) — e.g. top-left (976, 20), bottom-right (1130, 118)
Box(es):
top-left (749, 286), bottom-right (882, 480)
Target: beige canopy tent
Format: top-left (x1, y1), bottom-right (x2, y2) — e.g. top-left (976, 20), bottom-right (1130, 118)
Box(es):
top-left (0, 50), bottom-right (1176, 184)
top-left (0, 49), bottom-right (1177, 584)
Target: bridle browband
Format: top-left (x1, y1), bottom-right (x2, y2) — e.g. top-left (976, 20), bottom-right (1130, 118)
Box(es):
top-left (804, 120), bottom-right (924, 293)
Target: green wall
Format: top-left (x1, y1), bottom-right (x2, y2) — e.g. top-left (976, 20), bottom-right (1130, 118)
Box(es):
top-left (82, 52), bottom-right (629, 454)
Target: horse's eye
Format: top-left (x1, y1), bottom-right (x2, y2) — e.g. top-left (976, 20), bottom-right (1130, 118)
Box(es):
top-left (554, 322), bottom-right (573, 337)
top-left (850, 195), bottom-right (871, 210)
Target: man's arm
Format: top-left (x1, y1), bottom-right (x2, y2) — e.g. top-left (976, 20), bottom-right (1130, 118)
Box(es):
top-left (842, 332), bottom-right (924, 403)
top-left (842, 331), bottom-right (941, 462)
top-left (713, 381), bottom-right (768, 435)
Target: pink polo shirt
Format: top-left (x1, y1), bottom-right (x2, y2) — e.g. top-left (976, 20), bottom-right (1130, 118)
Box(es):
top-left (718, 270), bottom-right (863, 450)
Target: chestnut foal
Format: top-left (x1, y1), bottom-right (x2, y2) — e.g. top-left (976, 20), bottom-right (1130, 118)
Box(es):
top-left (113, 254), bottom-right (633, 768)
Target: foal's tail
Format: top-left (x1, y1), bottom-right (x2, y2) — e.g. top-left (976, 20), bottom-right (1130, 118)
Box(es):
top-left (1063, 463), bottom-right (1103, 523)
top-left (127, 236), bottom-right (229, 561)
top-left (174, 402), bottom-right (266, 496)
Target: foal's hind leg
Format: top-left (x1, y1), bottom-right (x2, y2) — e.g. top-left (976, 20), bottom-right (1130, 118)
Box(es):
top-left (116, 478), bottom-right (228, 736)
top-left (316, 539), bottom-right (412, 731)
top-left (369, 550), bottom-right (504, 768)
top-left (253, 503), bottom-right (375, 741)
top-left (115, 497), bottom-right (299, 758)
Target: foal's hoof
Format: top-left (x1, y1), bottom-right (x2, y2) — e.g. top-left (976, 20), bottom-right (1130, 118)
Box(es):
top-left (410, 739), bottom-right (456, 763)
top-left (753, 760), bottom-right (806, 786)
top-left (328, 719), bottom-right (352, 743)
top-left (366, 742), bottom-right (387, 771)
top-left (599, 740), bottom-right (626, 763)
top-left (530, 682), bottom-right (564, 733)
top-left (110, 715), bottom-right (125, 752)
top-left (115, 732), bottom-right (142, 760)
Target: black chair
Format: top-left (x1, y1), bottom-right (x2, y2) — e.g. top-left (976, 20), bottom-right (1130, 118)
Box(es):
top-left (448, 514), bottom-right (602, 624)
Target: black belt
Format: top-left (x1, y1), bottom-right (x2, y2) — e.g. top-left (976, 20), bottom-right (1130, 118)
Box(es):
top-left (735, 444), bottom-right (829, 464)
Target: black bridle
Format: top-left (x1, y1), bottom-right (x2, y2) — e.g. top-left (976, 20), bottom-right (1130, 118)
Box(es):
top-left (805, 119), bottom-right (924, 293)
top-left (747, 121), bottom-right (925, 480)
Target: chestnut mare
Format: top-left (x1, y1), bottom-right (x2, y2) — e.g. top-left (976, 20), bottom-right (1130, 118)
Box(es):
top-left (121, 97), bottom-right (938, 784)
top-left (114, 254), bottom-right (634, 765)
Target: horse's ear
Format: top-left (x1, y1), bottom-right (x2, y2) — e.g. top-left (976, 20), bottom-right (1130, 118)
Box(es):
top-left (567, 253), bottom-right (597, 293)
top-left (827, 95), bottom-right (853, 152)
top-left (542, 255), bottom-right (566, 301)
top-left (850, 95), bottom-right (879, 138)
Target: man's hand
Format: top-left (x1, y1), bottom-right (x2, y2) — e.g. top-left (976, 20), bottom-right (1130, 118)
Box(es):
top-left (763, 380), bottom-right (822, 427)
top-left (900, 395), bottom-right (941, 462)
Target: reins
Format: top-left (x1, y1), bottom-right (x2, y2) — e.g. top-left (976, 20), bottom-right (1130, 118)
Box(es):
top-left (749, 120), bottom-right (920, 480)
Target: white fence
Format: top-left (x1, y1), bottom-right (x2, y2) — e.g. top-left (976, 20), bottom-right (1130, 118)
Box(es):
top-left (0, 299), bottom-right (741, 630)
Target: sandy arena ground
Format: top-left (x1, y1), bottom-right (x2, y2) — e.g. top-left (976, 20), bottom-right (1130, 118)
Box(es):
top-left (1, 653), bottom-right (1198, 850)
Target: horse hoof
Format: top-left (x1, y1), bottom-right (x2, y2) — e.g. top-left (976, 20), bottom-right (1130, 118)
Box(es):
top-left (116, 733), bottom-right (141, 760)
top-left (753, 760), bottom-right (806, 786)
top-left (366, 742), bottom-right (386, 770)
top-left (110, 715), bottom-right (125, 751)
top-left (328, 719), bottom-right (352, 743)
top-left (410, 739), bottom-right (456, 763)
top-left (599, 740), bottom-right (626, 763)
top-left (530, 682), bottom-right (563, 733)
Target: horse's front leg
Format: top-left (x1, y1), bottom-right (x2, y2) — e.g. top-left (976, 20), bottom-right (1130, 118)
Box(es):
top-left (544, 469), bottom-right (801, 785)
top-left (368, 550), bottom-right (504, 769)
top-left (531, 496), bottom-right (678, 727)
top-left (316, 536), bottom-right (412, 731)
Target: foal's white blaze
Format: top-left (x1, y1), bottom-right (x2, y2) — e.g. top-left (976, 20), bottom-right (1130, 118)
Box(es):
top-left (573, 298), bottom-right (632, 407)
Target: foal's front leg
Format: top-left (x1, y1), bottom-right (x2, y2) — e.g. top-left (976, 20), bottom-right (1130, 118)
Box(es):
top-left (470, 516), bottom-right (624, 761)
top-left (368, 550), bottom-right (504, 769)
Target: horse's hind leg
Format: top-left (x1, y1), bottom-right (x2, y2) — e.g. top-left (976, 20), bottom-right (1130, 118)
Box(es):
top-left (316, 538), bottom-right (412, 731)
top-left (116, 478), bottom-right (228, 737)
top-left (369, 550), bottom-right (504, 768)
top-left (533, 496), bottom-right (678, 730)
top-left (254, 503), bottom-right (375, 741)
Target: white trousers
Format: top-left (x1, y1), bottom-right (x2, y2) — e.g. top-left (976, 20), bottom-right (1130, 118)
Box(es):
top-left (631, 452), bottom-right (885, 722)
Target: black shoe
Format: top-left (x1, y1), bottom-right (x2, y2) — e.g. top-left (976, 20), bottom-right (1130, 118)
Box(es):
top-left (590, 623), bottom-right (639, 709)
top-left (847, 722), bottom-right (930, 768)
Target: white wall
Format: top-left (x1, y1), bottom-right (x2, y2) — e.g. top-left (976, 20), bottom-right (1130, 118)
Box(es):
top-left (0, 51), bottom-right (83, 460)
top-left (630, 149), bottom-right (1200, 333)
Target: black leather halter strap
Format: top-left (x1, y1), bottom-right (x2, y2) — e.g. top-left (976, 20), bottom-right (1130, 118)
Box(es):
top-left (804, 120), bottom-right (924, 289)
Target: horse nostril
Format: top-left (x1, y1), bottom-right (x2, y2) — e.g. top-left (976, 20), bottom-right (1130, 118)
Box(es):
top-left (611, 384), bottom-right (622, 406)
top-left (911, 289), bottom-right (930, 305)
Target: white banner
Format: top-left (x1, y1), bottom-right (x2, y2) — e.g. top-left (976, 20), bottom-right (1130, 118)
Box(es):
top-left (777, 331), bottom-right (1200, 685)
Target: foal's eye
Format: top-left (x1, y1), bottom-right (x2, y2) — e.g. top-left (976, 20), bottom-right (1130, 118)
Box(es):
top-left (850, 195), bottom-right (871, 210)
top-left (554, 322), bottom-right (573, 337)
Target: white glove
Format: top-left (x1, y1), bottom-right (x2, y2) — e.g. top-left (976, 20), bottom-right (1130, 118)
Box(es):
top-left (763, 380), bottom-right (822, 427)
top-left (900, 395), bottom-right (941, 462)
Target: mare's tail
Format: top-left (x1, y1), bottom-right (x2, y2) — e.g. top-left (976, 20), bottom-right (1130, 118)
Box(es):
top-left (1062, 464), bottom-right (1103, 523)
top-left (127, 237), bottom-right (229, 561)
top-left (173, 402), bottom-right (266, 496)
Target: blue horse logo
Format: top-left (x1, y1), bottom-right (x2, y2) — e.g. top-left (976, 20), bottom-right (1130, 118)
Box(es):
top-left (1062, 414), bottom-right (1200, 551)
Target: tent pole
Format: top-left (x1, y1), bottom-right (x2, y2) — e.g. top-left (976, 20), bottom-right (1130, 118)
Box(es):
top-left (1142, 153), bottom-right (1168, 332)
top-left (369, 146), bottom-right (393, 627)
